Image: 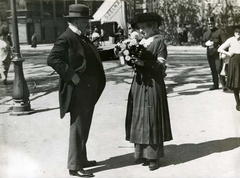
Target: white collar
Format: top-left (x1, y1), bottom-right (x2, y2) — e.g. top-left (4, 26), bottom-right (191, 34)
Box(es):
top-left (139, 34), bottom-right (161, 47)
top-left (68, 22), bottom-right (81, 36)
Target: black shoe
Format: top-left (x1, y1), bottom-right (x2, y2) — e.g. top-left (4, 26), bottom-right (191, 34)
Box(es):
top-left (149, 160), bottom-right (159, 171)
top-left (209, 86), bottom-right (219, 90)
top-left (82, 160), bottom-right (97, 168)
top-left (3, 79), bottom-right (7, 85)
top-left (69, 169), bottom-right (94, 177)
top-left (236, 105), bottom-right (240, 111)
top-left (142, 159), bottom-right (150, 166)
top-left (134, 158), bottom-right (146, 164)
top-left (223, 87), bottom-right (228, 92)
top-left (135, 158), bottom-right (150, 166)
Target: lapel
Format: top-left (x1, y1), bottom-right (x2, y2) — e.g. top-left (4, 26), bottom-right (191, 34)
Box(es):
top-left (82, 36), bottom-right (103, 67)
top-left (66, 28), bottom-right (85, 57)
top-left (67, 28), bottom-right (103, 67)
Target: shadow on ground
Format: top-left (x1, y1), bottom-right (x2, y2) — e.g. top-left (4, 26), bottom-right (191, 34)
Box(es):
top-left (89, 137), bottom-right (240, 173)
top-left (1, 52), bottom-right (213, 102)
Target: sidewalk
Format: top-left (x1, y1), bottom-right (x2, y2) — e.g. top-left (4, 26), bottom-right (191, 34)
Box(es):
top-left (0, 44), bottom-right (240, 178)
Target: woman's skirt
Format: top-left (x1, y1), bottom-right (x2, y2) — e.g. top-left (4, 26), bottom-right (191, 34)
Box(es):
top-left (227, 54), bottom-right (240, 89)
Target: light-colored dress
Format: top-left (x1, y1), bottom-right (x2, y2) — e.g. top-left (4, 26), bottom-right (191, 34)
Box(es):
top-left (218, 36), bottom-right (240, 89)
top-left (0, 36), bottom-right (12, 82)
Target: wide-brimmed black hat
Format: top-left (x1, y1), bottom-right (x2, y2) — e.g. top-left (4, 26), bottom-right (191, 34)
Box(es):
top-left (232, 25), bottom-right (240, 29)
top-left (130, 13), bottom-right (163, 28)
top-left (64, 4), bottom-right (93, 19)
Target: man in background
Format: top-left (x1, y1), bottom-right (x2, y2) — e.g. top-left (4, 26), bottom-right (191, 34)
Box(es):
top-left (202, 16), bottom-right (228, 91)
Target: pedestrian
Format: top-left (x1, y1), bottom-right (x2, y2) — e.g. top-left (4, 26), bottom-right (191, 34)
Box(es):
top-left (0, 24), bottom-right (12, 85)
top-left (177, 24), bottom-right (184, 45)
top-left (31, 33), bottom-right (37, 48)
top-left (47, 4), bottom-right (106, 177)
top-left (100, 28), bottom-right (105, 46)
top-left (125, 13), bottom-right (173, 171)
top-left (194, 23), bottom-right (203, 44)
top-left (182, 24), bottom-right (188, 43)
top-left (91, 28), bottom-right (100, 47)
top-left (218, 26), bottom-right (240, 111)
top-left (202, 16), bottom-right (228, 91)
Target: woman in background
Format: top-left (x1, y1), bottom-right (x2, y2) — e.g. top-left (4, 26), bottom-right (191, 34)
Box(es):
top-left (0, 24), bottom-right (12, 85)
top-left (218, 26), bottom-right (240, 111)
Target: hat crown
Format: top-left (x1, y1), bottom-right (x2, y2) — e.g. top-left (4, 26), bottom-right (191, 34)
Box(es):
top-left (69, 4), bottom-right (89, 13)
top-left (130, 13), bottom-right (163, 28)
top-left (64, 4), bottom-right (93, 19)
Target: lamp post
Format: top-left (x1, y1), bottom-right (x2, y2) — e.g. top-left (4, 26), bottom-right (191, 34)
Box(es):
top-left (10, 0), bottom-right (34, 115)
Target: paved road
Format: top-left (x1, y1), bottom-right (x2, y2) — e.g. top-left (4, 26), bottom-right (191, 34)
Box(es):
top-left (0, 45), bottom-right (240, 178)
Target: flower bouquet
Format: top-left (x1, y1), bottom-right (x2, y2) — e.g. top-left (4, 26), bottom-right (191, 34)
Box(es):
top-left (114, 38), bottom-right (146, 66)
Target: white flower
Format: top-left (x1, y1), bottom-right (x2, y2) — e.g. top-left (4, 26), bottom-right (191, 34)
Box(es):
top-left (123, 49), bottom-right (130, 56)
top-left (125, 55), bottom-right (131, 61)
top-left (129, 39), bottom-right (138, 46)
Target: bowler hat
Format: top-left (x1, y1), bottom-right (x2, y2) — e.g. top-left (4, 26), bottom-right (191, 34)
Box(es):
top-left (130, 13), bottom-right (163, 28)
top-left (64, 4), bottom-right (93, 19)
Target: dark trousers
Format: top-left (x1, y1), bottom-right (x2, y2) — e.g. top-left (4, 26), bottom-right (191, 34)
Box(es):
top-left (207, 54), bottom-right (226, 88)
top-left (67, 105), bottom-right (95, 170)
top-left (67, 76), bottom-right (99, 170)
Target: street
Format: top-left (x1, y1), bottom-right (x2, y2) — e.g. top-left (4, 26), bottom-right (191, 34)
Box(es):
top-left (0, 45), bottom-right (240, 178)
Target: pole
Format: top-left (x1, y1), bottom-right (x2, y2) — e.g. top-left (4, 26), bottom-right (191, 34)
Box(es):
top-left (10, 0), bottom-right (34, 115)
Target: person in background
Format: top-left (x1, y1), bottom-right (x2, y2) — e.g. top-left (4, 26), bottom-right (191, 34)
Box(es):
top-left (47, 4), bottom-right (106, 177)
top-left (31, 33), bottom-right (37, 48)
top-left (125, 13), bottom-right (173, 171)
top-left (202, 16), bottom-right (228, 91)
top-left (182, 23), bottom-right (188, 43)
top-left (194, 23), bottom-right (203, 45)
top-left (91, 28), bottom-right (100, 47)
top-left (100, 28), bottom-right (105, 46)
top-left (218, 26), bottom-right (240, 111)
top-left (177, 24), bottom-right (184, 45)
top-left (0, 24), bottom-right (12, 85)
top-left (7, 32), bottom-right (13, 48)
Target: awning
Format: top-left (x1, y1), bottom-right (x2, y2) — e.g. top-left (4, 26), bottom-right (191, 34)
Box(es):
top-left (92, 0), bottom-right (116, 22)
top-left (91, 0), bottom-right (127, 36)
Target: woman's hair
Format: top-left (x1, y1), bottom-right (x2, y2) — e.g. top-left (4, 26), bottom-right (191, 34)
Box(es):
top-left (136, 21), bottom-right (159, 34)
top-left (234, 27), bottom-right (240, 33)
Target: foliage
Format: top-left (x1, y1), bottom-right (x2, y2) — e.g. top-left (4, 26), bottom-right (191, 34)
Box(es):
top-left (154, 0), bottom-right (200, 45)
top-left (215, 0), bottom-right (240, 27)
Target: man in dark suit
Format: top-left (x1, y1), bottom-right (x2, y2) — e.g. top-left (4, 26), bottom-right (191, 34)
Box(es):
top-left (202, 16), bottom-right (228, 91)
top-left (47, 4), bottom-right (106, 177)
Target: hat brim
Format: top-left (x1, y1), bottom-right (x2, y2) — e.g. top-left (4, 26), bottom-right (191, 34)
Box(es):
top-left (63, 15), bottom-right (93, 19)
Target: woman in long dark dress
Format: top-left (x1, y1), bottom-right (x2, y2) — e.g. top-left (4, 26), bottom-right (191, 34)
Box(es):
top-left (218, 26), bottom-right (240, 111)
top-left (125, 13), bottom-right (173, 171)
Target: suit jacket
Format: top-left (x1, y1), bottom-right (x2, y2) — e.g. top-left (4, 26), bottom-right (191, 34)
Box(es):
top-left (47, 28), bottom-right (106, 118)
top-left (202, 28), bottom-right (228, 56)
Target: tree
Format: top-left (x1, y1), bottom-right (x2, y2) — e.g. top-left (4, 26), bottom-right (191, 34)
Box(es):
top-left (155, 0), bottom-right (200, 44)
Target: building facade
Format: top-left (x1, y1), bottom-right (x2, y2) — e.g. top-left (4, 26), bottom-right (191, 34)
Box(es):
top-left (4, 0), bottom-right (104, 44)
